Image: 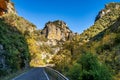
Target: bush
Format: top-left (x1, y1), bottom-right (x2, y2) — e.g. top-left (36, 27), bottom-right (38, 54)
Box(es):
top-left (67, 63), bottom-right (81, 80)
top-left (67, 53), bottom-right (113, 80)
top-left (80, 53), bottom-right (113, 80)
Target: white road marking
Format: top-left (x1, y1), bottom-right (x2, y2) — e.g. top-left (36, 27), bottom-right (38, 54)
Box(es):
top-left (43, 69), bottom-right (50, 80)
top-left (12, 69), bottom-right (33, 80)
top-left (12, 72), bottom-right (26, 80)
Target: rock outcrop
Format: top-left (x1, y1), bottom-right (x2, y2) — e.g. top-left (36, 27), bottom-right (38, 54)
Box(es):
top-left (79, 2), bottom-right (120, 43)
top-left (95, 2), bottom-right (120, 21)
top-left (0, 0), bottom-right (16, 16)
top-left (41, 20), bottom-right (74, 41)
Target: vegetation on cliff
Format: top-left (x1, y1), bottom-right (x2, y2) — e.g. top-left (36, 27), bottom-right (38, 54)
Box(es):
top-left (0, 18), bottom-right (30, 77)
top-left (51, 3), bottom-right (120, 80)
top-left (0, 1), bottom-right (120, 80)
top-left (67, 53), bottom-right (113, 80)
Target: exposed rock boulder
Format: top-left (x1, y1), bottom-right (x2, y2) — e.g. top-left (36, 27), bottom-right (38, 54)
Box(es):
top-left (41, 20), bottom-right (74, 41)
top-left (6, 1), bottom-right (17, 14)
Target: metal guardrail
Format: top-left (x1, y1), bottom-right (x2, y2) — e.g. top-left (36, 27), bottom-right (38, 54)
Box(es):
top-left (44, 67), bottom-right (69, 80)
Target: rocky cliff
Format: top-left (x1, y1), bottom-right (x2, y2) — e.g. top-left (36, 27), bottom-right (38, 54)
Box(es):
top-left (41, 20), bottom-right (74, 41)
top-left (0, 0), bottom-right (16, 16)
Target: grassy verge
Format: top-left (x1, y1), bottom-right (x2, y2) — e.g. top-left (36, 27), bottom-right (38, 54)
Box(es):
top-left (0, 68), bottom-right (30, 80)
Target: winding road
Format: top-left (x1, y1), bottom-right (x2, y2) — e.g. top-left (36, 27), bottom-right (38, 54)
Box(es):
top-left (12, 67), bottom-right (49, 80)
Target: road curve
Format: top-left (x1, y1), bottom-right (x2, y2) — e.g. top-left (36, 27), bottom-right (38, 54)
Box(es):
top-left (12, 67), bottom-right (49, 80)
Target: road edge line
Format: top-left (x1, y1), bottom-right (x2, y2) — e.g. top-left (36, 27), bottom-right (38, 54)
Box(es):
top-left (12, 72), bottom-right (26, 80)
top-left (12, 68), bottom-right (33, 80)
top-left (43, 69), bottom-right (50, 80)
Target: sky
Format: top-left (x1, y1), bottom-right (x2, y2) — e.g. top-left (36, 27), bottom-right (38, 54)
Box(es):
top-left (11, 0), bottom-right (120, 33)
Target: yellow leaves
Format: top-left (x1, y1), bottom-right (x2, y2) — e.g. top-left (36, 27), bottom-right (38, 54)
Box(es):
top-left (30, 53), bottom-right (45, 67)
top-left (30, 58), bottom-right (45, 67)
top-left (26, 37), bottom-right (45, 67)
top-left (27, 38), bottom-right (39, 55)
top-left (27, 37), bottom-right (35, 45)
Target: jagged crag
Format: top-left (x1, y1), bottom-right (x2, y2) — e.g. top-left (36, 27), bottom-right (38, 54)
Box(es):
top-left (0, 1), bottom-right (120, 79)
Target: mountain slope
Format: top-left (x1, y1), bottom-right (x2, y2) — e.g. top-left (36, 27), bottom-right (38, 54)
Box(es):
top-left (0, 1), bottom-right (120, 80)
top-left (79, 3), bottom-right (120, 43)
top-left (1, 14), bottom-right (74, 67)
top-left (89, 16), bottom-right (120, 78)
top-left (0, 0), bottom-right (74, 78)
top-left (0, 18), bottom-right (30, 77)
top-left (51, 2), bottom-right (120, 80)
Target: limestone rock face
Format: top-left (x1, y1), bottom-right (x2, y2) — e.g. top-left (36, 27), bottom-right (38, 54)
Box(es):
top-left (7, 1), bottom-right (17, 14)
top-left (41, 20), bottom-right (74, 41)
top-left (0, 0), bottom-right (16, 16)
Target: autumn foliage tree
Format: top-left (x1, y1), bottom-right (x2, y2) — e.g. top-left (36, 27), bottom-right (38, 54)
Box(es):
top-left (0, 0), bottom-right (8, 16)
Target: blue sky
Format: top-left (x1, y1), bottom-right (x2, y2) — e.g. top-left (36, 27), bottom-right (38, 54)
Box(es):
top-left (11, 0), bottom-right (120, 33)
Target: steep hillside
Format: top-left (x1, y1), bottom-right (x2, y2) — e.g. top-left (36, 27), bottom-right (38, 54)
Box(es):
top-left (1, 14), bottom-right (36, 34)
top-left (0, 13), bottom-right (41, 67)
top-left (0, 0), bottom-right (34, 77)
top-left (0, 0), bottom-right (75, 78)
top-left (1, 1), bottom-right (120, 80)
top-left (79, 3), bottom-right (120, 43)
top-left (0, 14), bottom-right (75, 67)
top-left (88, 16), bottom-right (120, 79)
top-left (51, 2), bottom-right (120, 80)
top-left (0, 13), bottom-right (47, 67)
top-left (0, 18), bottom-right (30, 77)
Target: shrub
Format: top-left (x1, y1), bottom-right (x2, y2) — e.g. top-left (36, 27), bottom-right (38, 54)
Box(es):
top-left (67, 53), bottom-right (113, 80)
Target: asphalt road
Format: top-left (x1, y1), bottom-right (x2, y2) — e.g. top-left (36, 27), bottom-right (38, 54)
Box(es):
top-left (12, 67), bottom-right (49, 80)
